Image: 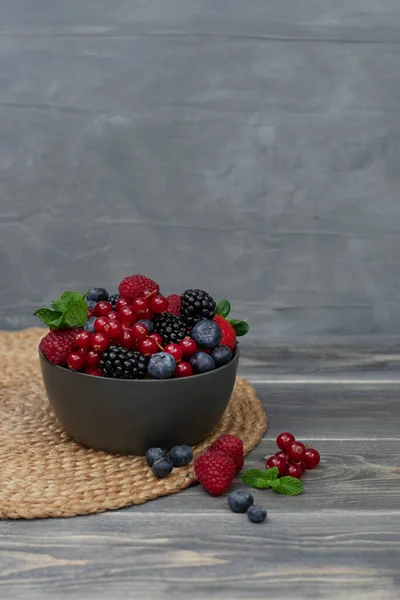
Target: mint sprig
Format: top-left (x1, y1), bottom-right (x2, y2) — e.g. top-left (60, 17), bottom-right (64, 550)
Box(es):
top-left (242, 467), bottom-right (303, 496)
top-left (34, 290), bottom-right (88, 330)
top-left (216, 299), bottom-right (250, 337)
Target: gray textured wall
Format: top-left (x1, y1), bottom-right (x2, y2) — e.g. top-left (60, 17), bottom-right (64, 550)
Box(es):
top-left (1, 1), bottom-right (400, 343)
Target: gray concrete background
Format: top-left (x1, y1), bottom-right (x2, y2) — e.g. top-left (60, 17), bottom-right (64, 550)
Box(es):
top-left (1, 1), bottom-right (400, 344)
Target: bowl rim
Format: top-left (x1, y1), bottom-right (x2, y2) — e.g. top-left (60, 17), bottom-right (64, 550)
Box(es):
top-left (38, 346), bottom-right (239, 383)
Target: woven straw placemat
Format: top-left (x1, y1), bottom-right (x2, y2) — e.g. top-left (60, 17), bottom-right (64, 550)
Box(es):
top-left (0, 328), bottom-right (267, 519)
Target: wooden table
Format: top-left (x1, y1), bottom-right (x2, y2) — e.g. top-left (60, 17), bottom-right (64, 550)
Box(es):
top-left (1, 351), bottom-right (400, 599)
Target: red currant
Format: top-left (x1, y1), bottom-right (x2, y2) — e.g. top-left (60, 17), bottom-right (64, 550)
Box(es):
top-left (164, 343), bottom-right (183, 362)
top-left (288, 459), bottom-right (306, 473)
top-left (138, 337), bottom-right (158, 356)
top-left (119, 329), bottom-right (136, 349)
top-left (132, 322), bottom-right (148, 340)
top-left (87, 307), bottom-right (95, 318)
top-left (266, 455), bottom-right (287, 477)
top-left (84, 366), bottom-right (102, 377)
top-left (107, 311), bottom-right (120, 321)
top-left (121, 322), bottom-right (132, 331)
top-left (143, 287), bottom-right (158, 299)
top-left (94, 317), bottom-right (109, 333)
top-left (304, 448), bottom-right (320, 469)
top-left (92, 333), bottom-right (110, 352)
top-left (119, 306), bottom-right (137, 324)
top-left (275, 450), bottom-right (287, 460)
top-left (67, 351), bottom-right (86, 371)
top-left (85, 350), bottom-right (101, 367)
top-left (116, 298), bottom-right (129, 312)
top-left (103, 320), bottom-right (123, 339)
top-left (149, 332), bottom-right (163, 348)
top-left (179, 337), bottom-right (197, 357)
top-left (141, 308), bottom-right (154, 321)
top-left (151, 295), bottom-right (168, 313)
top-left (287, 441), bottom-right (306, 461)
top-left (276, 432), bottom-right (295, 451)
top-left (287, 463), bottom-right (303, 479)
top-left (132, 297), bottom-right (149, 313)
top-left (94, 301), bottom-right (112, 317)
top-left (76, 330), bottom-right (92, 349)
top-left (174, 361), bottom-right (193, 378)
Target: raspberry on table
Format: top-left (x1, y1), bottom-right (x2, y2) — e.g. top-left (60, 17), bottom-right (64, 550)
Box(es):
top-left (209, 434), bottom-right (244, 474)
top-left (194, 450), bottom-right (236, 496)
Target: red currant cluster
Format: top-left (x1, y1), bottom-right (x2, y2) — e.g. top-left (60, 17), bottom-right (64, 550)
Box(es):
top-left (67, 293), bottom-right (198, 377)
top-left (265, 432), bottom-right (320, 479)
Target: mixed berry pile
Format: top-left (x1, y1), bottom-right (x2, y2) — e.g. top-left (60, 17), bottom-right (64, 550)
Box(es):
top-left (265, 431), bottom-right (321, 479)
top-left (36, 274), bottom-right (248, 379)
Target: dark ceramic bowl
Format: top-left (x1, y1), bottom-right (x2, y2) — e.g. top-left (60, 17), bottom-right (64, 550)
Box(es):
top-left (39, 349), bottom-right (239, 454)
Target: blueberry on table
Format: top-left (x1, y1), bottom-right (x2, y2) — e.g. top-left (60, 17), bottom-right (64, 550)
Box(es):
top-left (191, 320), bottom-right (222, 349)
top-left (169, 445), bottom-right (193, 467)
top-left (86, 288), bottom-right (109, 302)
top-left (152, 457), bottom-right (174, 479)
top-left (189, 351), bottom-right (216, 374)
top-left (146, 447), bottom-right (167, 467)
top-left (247, 505), bottom-right (267, 524)
top-left (228, 490), bottom-right (254, 513)
top-left (211, 345), bottom-right (233, 367)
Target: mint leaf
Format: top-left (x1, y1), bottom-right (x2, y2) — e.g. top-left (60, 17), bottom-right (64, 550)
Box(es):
top-left (242, 469), bottom-right (271, 489)
top-left (265, 466), bottom-right (279, 481)
top-left (216, 300), bottom-right (231, 318)
top-left (64, 298), bottom-right (88, 328)
top-left (229, 319), bottom-right (249, 337)
top-left (271, 476), bottom-right (303, 496)
top-left (34, 308), bottom-right (65, 329)
top-left (51, 291), bottom-right (83, 313)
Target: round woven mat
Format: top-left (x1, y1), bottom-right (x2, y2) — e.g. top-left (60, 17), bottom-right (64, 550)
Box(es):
top-left (0, 328), bottom-right (267, 519)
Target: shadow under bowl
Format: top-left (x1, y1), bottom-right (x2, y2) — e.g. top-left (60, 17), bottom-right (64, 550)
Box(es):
top-left (39, 348), bottom-right (239, 454)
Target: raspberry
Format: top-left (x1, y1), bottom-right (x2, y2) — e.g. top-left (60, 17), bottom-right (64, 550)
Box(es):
top-left (166, 294), bottom-right (181, 316)
top-left (209, 434), bottom-right (244, 474)
top-left (194, 451), bottom-right (236, 496)
top-left (213, 315), bottom-right (237, 350)
top-left (39, 328), bottom-right (79, 365)
top-left (118, 274), bottom-right (160, 302)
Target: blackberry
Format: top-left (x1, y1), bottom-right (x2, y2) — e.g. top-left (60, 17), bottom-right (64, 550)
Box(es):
top-left (180, 289), bottom-right (216, 327)
top-left (99, 346), bottom-right (148, 379)
top-left (153, 313), bottom-right (188, 345)
top-left (109, 293), bottom-right (120, 307)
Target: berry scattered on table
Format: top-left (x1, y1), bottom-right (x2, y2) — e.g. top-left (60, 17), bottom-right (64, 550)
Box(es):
top-left (287, 463), bottom-right (303, 479)
top-left (100, 346), bottom-right (148, 379)
top-left (39, 328), bottom-right (79, 366)
top-left (146, 447), bottom-right (168, 467)
top-left (266, 455), bottom-right (288, 477)
top-left (247, 505), bottom-right (267, 524)
top-left (210, 434), bottom-right (244, 474)
top-left (189, 351), bottom-right (216, 374)
top-left (191, 320), bottom-right (222, 349)
top-left (211, 344), bottom-right (233, 367)
top-left (228, 490), bottom-right (254, 513)
top-left (147, 352), bottom-right (176, 379)
top-left (87, 288), bottom-right (109, 303)
top-left (119, 274), bottom-right (160, 302)
top-left (276, 432), bottom-right (296, 451)
top-left (169, 445), bottom-right (193, 467)
top-left (180, 289), bottom-right (216, 327)
top-left (152, 457), bottom-right (174, 479)
top-left (194, 451), bottom-right (236, 496)
top-left (304, 448), bottom-right (320, 469)
top-left (287, 441), bottom-right (306, 462)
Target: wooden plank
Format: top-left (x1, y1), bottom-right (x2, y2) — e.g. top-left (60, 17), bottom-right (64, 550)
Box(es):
top-left (1, 512), bottom-right (399, 600)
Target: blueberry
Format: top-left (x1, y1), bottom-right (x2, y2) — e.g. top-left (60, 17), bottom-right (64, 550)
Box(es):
top-left (146, 447), bottom-right (168, 467)
top-left (86, 300), bottom-right (97, 310)
top-left (152, 457), bottom-right (173, 478)
top-left (86, 288), bottom-right (109, 303)
top-left (228, 490), bottom-right (254, 513)
top-left (84, 316), bottom-right (97, 333)
top-left (247, 505), bottom-right (267, 524)
top-left (189, 351), bottom-right (216, 374)
top-left (148, 352), bottom-right (176, 379)
top-left (211, 345), bottom-right (233, 367)
top-left (169, 445), bottom-right (193, 467)
top-left (137, 319), bottom-right (154, 333)
top-left (191, 320), bottom-right (222, 349)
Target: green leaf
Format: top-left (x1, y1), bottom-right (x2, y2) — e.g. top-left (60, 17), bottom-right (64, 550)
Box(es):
top-left (265, 466), bottom-right (279, 481)
top-left (51, 291), bottom-right (84, 313)
top-left (216, 300), bottom-right (231, 318)
top-left (64, 298), bottom-right (88, 328)
top-left (229, 319), bottom-right (249, 337)
top-left (34, 308), bottom-right (65, 329)
top-left (270, 476), bottom-right (304, 496)
top-left (242, 469), bottom-right (271, 489)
